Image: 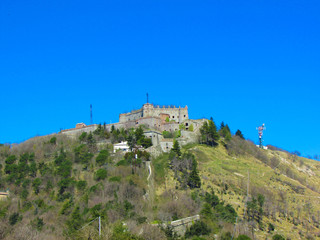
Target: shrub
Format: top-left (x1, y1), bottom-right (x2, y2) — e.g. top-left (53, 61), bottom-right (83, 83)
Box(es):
top-left (32, 217), bottom-right (44, 231)
top-left (220, 232), bottom-right (232, 240)
top-left (32, 178), bottom-right (42, 194)
top-left (9, 212), bottom-right (21, 225)
top-left (272, 234), bottom-right (285, 240)
top-left (76, 180), bottom-right (87, 191)
top-left (109, 176), bottom-right (121, 182)
top-left (268, 223), bottom-right (275, 232)
top-left (185, 221), bottom-right (211, 238)
top-left (95, 169), bottom-right (107, 181)
top-left (96, 149), bottom-right (110, 166)
top-left (49, 136), bottom-right (56, 144)
top-left (237, 235), bottom-right (251, 240)
top-left (79, 132), bottom-right (87, 141)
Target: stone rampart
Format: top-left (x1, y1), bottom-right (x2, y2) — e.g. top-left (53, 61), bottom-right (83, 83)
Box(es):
top-left (170, 215), bottom-right (200, 235)
top-left (119, 109), bottom-right (143, 123)
top-left (60, 124), bottom-right (98, 138)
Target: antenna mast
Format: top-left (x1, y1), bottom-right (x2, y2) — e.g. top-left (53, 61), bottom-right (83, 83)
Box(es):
top-left (256, 123), bottom-right (266, 148)
top-left (90, 104), bottom-right (93, 124)
top-left (146, 93), bottom-right (149, 104)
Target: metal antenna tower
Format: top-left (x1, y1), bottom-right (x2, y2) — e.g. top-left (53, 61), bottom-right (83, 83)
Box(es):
top-left (90, 104), bottom-right (93, 124)
top-left (146, 93), bottom-right (149, 103)
top-left (256, 123), bottom-right (266, 148)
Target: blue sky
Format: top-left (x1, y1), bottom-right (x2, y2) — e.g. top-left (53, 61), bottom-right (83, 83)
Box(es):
top-left (0, 0), bottom-right (319, 157)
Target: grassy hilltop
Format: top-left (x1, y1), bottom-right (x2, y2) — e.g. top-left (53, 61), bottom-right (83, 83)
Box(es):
top-left (0, 125), bottom-right (320, 240)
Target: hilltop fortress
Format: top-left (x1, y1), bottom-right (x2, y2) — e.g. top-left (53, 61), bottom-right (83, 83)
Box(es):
top-left (61, 103), bottom-right (205, 152)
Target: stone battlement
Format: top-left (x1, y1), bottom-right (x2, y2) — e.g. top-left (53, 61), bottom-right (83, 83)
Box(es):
top-left (119, 103), bottom-right (188, 124)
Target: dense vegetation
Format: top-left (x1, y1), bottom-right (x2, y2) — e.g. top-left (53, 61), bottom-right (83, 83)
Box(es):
top-left (0, 120), bottom-right (319, 239)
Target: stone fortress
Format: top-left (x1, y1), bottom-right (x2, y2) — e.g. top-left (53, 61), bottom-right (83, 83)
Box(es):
top-left (60, 103), bottom-right (205, 153)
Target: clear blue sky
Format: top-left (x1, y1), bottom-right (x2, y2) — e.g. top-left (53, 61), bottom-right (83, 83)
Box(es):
top-left (1, 0), bottom-right (319, 158)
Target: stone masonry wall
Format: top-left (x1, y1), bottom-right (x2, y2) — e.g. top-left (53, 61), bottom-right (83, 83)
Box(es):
top-left (119, 109), bottom-right (143, 123)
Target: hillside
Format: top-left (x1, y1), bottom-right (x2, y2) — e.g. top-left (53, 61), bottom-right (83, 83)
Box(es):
top-left (0, 128), bottom-right (320, 240)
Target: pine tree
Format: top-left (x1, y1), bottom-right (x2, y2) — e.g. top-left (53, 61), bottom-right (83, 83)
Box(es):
top-left (235, 129), bottom-right (245, 139)
top-left (171, 140), bottom-right (182, 157)
top-left (208, 119), bottom-right (220, 146)
top-left (187, 159), bottom-right (201, 189)
top-left (220, 121), bottom-right (225, 130)
top-left (221, 124), bottom-right (232, 141)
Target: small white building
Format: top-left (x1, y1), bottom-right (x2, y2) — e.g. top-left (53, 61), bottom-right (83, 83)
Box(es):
top-left (114, 141), bottom-right (130, 153)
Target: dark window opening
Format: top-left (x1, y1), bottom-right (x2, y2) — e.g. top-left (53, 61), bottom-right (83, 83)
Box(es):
top-left (185, 123), bottom-right (189, 126)
top-left (184, 115), bottom-right (186, 117)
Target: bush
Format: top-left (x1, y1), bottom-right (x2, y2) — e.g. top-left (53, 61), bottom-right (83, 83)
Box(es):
top-left (32, 217), bottom-right (44, 231)
top-left (220, 232), bottom-right (232, 240)
top-left (185, 221), bottom-right (211, 238)
top-left (272, 234), bottom-right (285, 240)
top-left (237, 235), bottom-right (251, 240)
top-left (268, 223), bottom-right (275, 232)
top-left (76, 180), bottom-right (87, 191)
top-left (79, 132), bottom-right (87, 141)
top-left (49, 136), bottom-right (56, 144)
top-left (9, 212), bottom-right (21, 225)
top-left (96, 149), bottom-right (109, 166)
top-left (109, 176), bottom-right (121, 182)
top-left (95, 169), bottom-right (107, 181)
top-left (32, 178), bottom-right (42, 194)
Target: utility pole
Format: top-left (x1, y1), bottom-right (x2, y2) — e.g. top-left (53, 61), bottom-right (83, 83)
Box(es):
top-left (90, 104), bottom-right (93, 125)
top-left (99, 216), bottom-right (101, 237)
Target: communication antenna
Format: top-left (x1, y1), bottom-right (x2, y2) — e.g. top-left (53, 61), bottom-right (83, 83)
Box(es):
top-left (146, 93), bottom-right (149, 104)
top-left (256, 123), bottom-right (266, 148)
top-left (90, 104), bottom-right (93, 124)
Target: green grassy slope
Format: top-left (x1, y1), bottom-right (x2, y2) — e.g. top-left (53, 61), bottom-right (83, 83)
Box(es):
top-left (153, 141), bottom-right (320, 239)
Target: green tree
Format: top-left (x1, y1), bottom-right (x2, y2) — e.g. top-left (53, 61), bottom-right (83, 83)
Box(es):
top-left (187, 159), bottom-right (201, 189)
top-left (32, 178), bottom-right (42, 194)
top-left (220, 121), bottom-right (225, 130)
top-left (135, 126), bottom-right (144, 142)
top-left (200, 119), bottom-right (219, 146)
top-left (87, 132), bottom-right (97, 152)
top-left (74, 144), bottom-right (93, 166)
top-left (96, 149), bottom-right (109, 166)
top-left (127, 130), bottom-right (136, 151)
top-left (79, 132), bottom-right (87, 141)
top-left (49, 136), bottom-right (56, 144)
top-left (76, 180), bottom-right (87, 191)
top-left (95, 168), bottom-right (107, 181)
top-left (67, 205), bottom-right (83, 232)
top-left (171, 140), bottom-right (181, 157)
top-left (185, 221), bottom-right (211, 238)
top-left (220, 124), bottom-right (232, 141)
top-left (29, 162), bottom-right (37, 177)
top-left (9, 212), bottom-right (21, 225)
top-left (235, 129), bottom-right (245, 139)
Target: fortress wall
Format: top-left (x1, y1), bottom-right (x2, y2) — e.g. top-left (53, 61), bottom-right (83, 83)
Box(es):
top-left (144, 130), bottom-right (163, 146)
top-left (160, 139), bottom-right (174, 152)
top-left (104, 122), bottom-right (126, 131)
top-left (142, 104), bottom-right (189, 123)
top-left (137, 117), bottom-right (162, 129)
top-left (160, 122), bottom-right (180, 132)
top-left (119, 109), bottom-right (143, 123)
top-left (61, 125), bottom-right (98, 138)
